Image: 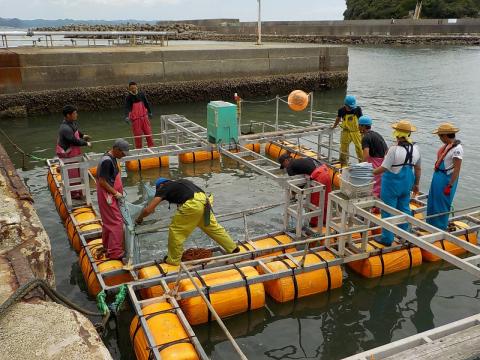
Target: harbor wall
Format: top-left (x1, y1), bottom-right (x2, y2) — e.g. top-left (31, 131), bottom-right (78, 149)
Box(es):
top-left (0, 44), bottom-right (348, 94)
top-left (197, 19), bottom-right (480, 36)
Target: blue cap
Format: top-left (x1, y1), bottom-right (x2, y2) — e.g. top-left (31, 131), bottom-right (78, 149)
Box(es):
top-left (359, 115), bottom-right (372, 126)
top-left (344, 95), bottom-right (357, 109)
top-left (155, 177), bottom-right (169, 187)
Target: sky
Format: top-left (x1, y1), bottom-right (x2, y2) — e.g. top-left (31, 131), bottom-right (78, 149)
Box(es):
top-left (0, 0), bottom-right (346, 21)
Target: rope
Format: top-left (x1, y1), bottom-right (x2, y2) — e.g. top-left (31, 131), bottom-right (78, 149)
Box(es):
top-left (0, 128), bottom-right (48, 162)
top-left (0, 278), bottom-right (102, 317)
top-left (240, 94), bottom-right (289, 104)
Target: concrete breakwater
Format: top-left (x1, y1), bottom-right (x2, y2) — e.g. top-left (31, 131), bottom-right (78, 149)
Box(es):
top-left (0, 71), bottom-right (346, 117)
top-left (176, 32), bottom-right (480, 46)
top-left (0, 43), bottom-right (348, 116)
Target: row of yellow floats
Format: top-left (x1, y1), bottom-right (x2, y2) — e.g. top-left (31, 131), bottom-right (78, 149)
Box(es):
top-left (47, 142), bottom-right (478, 360)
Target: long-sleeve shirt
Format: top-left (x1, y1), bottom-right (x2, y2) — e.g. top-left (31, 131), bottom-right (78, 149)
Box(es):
top-left (124, 91), bottom-right (151, 117)
top-left (57, 120), bottom-right (87, 151)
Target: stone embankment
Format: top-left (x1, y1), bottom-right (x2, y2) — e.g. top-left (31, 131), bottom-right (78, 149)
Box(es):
top-left (175, 31), bottom-right (480, 46)
top-left (35, 22), bottom-right (197, 34)
top-left (33, 23), bottom-right (480, 46)
top-left (0, 143), bottom-right (112, 359)
top-left (0, 71), bottom-right (346, 117)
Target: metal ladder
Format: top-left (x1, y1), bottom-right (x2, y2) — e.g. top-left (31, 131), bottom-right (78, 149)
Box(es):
top-left (219, 144), bottom-right (289, 182)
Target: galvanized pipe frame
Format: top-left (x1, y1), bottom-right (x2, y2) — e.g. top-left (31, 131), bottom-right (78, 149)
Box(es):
top-left (96, 230), bottom-right (290, 286)
top-left (126, 284), bottom-right (209, 360)
top-left (351, 198), bottom-right (480, 278)
top-left (88, 204), bottom-right (480, 294)
top-left (125, 225), bottom-right (412, 297)
top-left (343, 313), bottom-right (480, 360)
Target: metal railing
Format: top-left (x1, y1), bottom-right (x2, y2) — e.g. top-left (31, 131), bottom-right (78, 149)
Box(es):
top-left (0, 30), bottom-right (175, 49)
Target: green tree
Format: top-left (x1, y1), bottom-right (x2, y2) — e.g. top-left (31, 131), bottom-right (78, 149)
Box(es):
top-left (343, 0), bottom-right (480, 19)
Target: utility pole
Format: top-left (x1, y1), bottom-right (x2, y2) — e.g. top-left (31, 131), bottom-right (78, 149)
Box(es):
top-left (257, 0), bottom-right (262, 45)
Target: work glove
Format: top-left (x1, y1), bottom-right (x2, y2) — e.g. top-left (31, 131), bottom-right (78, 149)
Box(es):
top-left (124, 116), bottom-right (131, 124)
top-left (86, 142), bottom-right (92, 148)
top-left (444, 184), bottom-right (452, 196)
top-left (83, 134), bottom-right (91, 141)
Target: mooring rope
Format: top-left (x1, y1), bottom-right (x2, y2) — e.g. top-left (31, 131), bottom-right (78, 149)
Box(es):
top-left (0, 278), bottom-right (102, 317)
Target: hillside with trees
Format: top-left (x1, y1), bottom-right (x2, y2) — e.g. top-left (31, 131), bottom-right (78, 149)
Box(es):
top-left (344, 0), bottom-right (480, 19)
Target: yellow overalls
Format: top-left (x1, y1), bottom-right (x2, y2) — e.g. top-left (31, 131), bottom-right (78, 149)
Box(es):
top-left (340, 113), bottom-right (363, 166)
top-left (166, 192), bottom-right (237, 265)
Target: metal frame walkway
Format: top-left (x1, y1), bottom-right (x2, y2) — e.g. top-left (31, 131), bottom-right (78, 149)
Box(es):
top-left (50, 113), bottom-right (480, 360)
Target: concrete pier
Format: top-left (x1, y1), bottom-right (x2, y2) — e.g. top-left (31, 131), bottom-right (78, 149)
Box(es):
top-left (0, 143), bottom-right (111, 359)
top-left (0, 42), bottom-right (347, 94)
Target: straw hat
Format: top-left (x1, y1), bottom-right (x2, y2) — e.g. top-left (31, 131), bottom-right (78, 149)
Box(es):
top-left (432, 122), bottom-right (459, 135)
top-left (391, 120), bottom-right (417, 132)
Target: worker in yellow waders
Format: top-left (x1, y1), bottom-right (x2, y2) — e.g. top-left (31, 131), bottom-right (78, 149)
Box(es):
top-left (332, 95), bottom-right (364, 167)
top-left (135, 178), bottom-right (239, 265)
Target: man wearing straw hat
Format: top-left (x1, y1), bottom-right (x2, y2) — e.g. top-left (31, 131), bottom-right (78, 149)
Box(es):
top-left (373, 120), bottom-right (422, 246)
top-left (426, 123), bottom-right (463, 230)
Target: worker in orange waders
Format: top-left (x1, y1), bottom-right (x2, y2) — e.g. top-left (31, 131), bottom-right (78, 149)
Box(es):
top-left (124, 81), bottom-right (155, 149)
top-left (278, 154), bottom-right (332, 227)
top-left (96, 139), bottom-right (130, 260)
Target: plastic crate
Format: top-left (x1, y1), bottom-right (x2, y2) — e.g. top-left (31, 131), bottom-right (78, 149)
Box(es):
top-left (339, 168), bottom-right (374, 199)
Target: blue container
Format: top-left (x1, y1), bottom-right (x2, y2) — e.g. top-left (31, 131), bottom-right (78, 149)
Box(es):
top-left (207, 101), bottom-right (238, 144)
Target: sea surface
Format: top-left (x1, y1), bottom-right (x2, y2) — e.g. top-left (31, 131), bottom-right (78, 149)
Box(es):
top-left (1, 44), bottom-right (479, 359)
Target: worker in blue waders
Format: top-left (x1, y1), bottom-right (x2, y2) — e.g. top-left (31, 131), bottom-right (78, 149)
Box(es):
top-left (135, 178), bottom-right (240, 265)
top-left (426, 123), bottom-right (463, 230)
top-left (373, 120), bottom-right (422, 246)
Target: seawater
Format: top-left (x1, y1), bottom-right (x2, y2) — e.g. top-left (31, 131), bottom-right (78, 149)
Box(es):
top-left (1, 45), bottom-right (479, 359)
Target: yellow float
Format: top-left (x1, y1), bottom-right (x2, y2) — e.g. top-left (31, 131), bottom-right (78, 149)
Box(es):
top-left (259, 251), bottom-right (342, 303)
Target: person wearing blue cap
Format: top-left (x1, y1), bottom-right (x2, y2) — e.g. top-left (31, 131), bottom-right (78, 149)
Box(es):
top-left (359, 115), bottom-right (388, 198)
top-left (332, 95), bottom-right (364, 167)
top-left (135, 177), bottom-right (239, 265)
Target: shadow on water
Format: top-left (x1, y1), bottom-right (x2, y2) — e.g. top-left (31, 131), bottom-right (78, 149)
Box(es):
top-left (2, 45), bottom-right (480, 359)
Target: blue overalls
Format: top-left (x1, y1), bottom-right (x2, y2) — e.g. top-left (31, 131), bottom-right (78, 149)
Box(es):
top-left (379, 143), bottom-right (415, 246)
top-left (426, 146), bottom-right (459, 230)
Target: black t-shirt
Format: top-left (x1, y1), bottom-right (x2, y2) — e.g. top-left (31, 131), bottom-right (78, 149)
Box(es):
top-left (337, 106), bottom-right (363, 120)
top-left (155, 179), bottom-right (204, 204)
top-left (362, 130), bottom-right (388, 158)
top-left (286, 158), bottom-right (316, 176)
top-left (97, 153), bottom-right (119, 186)
top-left (57, 120), bottom-right (87, 151)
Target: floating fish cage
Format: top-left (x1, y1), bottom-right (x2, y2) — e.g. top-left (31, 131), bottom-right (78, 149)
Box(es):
top-left (46, 111), bottom-right (480, 360)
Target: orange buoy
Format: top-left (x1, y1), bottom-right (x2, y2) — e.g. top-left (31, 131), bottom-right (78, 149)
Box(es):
top-left (237, 234), bottom-right (296, 259)
top-left (258, 251), bottom-right (342, 303)
top-left (126, 157), bottom-right (169, 171)
top-left (66, 207), bottom-right (97, 243)
top-left (348, 240), bottom-right (422, 278)
top-left (54, 191), bottom-right (68, 221)
top-left (421, 221), bottom-right (478, 262)
top-left (288, 90), bottom-right (309, 112)
top-left (179, 150), bottom-right (220, 164)
top-left (178, 266), bottom-right (265, 325)
top-left (137, 263), bottom-right (180, 299)
top-left (130, 302), bottom-right (199, 360)
top-left (71, 222), bottom-right (102, 253)
top-left (79, 239), bottom-right (132, 296)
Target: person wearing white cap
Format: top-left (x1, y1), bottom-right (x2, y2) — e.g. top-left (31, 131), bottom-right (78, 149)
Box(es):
top-left (426, 123), bottom-right (463, 230)
top-left (373, 120), bottom-right (422, 246)
top-left (96, 139), bottom-right (130, 260)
